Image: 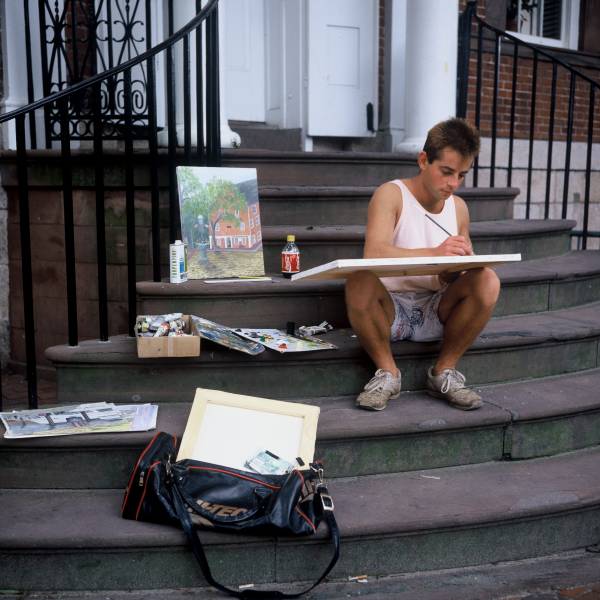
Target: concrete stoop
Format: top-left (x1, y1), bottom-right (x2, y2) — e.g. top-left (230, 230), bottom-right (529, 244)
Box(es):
top-left (3, 369), bottom-right (600, 489)
top-left (45, 300), bottom-right (600, 403)
top-left (0, 550), bottom-right (598, 599)
top-left (1, 448), bottom-right (598, 591)
top-left (2, 160), bottom-right (599, 593)
top-left (259, 220), bottom-right (576, 270)
top-left (258, 186), bottom-right (519, 225)
top-left (135, 250), bottom-right (600, 328)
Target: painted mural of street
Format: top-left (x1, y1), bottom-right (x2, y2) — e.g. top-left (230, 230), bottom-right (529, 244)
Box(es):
top-left (187, 247), bottom-right (265, 279)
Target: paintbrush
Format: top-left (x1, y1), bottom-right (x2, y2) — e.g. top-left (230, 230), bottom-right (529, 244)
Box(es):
top-left (424, 213), bottom-right (452, 237)
top-left (425, 213), bottom-right (474, 256)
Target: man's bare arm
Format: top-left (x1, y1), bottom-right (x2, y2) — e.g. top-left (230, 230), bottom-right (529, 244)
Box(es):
top-left (363, 184), bottom-right (472, 259)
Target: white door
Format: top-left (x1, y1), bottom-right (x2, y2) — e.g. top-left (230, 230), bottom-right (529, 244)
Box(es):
top-left (224, 0), bottom-right (266, 122)
top-left (307, 0), bottom-right (378, 137)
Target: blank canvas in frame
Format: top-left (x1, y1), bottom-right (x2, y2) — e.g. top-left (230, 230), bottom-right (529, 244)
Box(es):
top-left (177, 389), bottom-right (320, 471)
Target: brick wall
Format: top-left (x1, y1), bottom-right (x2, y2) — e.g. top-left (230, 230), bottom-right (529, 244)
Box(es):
top-left (458, 0), bottom-right (600, 143)
top-left (458, 0), bottom-right (600, 243)
top-left (465, 51), bottom-right (600, 143)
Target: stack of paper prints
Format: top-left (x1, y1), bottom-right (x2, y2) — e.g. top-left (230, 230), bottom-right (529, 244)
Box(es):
top-left (233, 328), bottom-right (337, 353)
top-left (0, 402), bottom-right (158, 439)
top-left (176, 166), bottom-right (266, 280)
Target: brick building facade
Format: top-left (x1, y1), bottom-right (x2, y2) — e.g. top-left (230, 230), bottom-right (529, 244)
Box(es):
top-left (459, 0), bottom-right (600, 244)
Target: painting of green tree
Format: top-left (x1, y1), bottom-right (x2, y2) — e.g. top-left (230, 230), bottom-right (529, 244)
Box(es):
top-left (176, 167), bottom-right (265, 279)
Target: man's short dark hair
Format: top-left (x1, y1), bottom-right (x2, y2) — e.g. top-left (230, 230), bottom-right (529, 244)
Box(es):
top-left (423, 118), bottom-right (480, 163)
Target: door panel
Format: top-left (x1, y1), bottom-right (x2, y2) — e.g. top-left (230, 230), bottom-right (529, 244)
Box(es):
top-left (307, 0), bottom-right (377, 137)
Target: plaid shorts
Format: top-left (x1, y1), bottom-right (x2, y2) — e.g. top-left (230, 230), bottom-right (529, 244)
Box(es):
top-left (389, 288), bottom-right (446, 342)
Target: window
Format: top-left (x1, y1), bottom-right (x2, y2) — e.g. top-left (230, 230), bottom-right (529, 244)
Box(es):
top-left (240, 222), bottom-right (246, 231)
top-left (215, 223), bottom-right (220, 232)
top-left (506, 0), bottom-right (580, 49)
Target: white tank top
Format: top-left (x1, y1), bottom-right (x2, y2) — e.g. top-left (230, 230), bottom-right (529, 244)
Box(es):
top-left (380, 179), bottom-right (458, 293)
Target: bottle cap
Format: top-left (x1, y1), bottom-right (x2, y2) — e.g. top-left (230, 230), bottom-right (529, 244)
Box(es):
top-left (286, 234), bottom-right (296, 242)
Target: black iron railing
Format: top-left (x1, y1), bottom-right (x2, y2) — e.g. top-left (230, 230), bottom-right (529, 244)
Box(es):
top-left (457, 0), bottom-right (599, 250)
top-left (0, 0), bottom-right (222, 410)
top-left (27, 0), bottom-right (163, 144)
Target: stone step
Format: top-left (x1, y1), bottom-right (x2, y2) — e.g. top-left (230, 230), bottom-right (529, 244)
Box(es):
top-left (4, 369), bottom-right (599, 490)
top-left (137, 251), bottom-right (600, 329)
top-left (258, 186), bottom-right (519, 226)
top-left (222, 148), bottom-right (418, 186)
top-left (1, 447), bottom-right (598, 591)
top-left (45, 301), bottom-right (600, 404)
top-left (260, 220), bottom-right (576, 271)
top-left (229, 121), bottom-right (303, 151)
top-left (0, 549), bottom-right (598, 600)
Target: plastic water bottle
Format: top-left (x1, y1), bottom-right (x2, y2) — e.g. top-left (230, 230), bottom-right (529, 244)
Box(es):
top-left (281, 234), bottom-right (300, 278)
top-left (169, 240), bottom-right (188, 283)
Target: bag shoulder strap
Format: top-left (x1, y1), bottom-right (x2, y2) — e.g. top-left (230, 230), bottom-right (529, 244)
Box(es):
top-left (171, 482), bottom-right (340, 599)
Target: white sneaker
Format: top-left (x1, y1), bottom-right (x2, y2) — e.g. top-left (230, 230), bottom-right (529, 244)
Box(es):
top-left (426, 367), bottom-right (482, 410)
top-left (356, 369), bottom-right (401, 411)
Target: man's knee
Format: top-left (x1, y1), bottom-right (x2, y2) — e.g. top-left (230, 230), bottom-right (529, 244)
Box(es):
top-left (345, 270), bottom-right (384, 311)
top-left (469, 267), bottom-right (501, 307)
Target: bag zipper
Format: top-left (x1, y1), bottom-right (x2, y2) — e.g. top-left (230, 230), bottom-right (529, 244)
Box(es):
top-left (122, 433), bottom-right (177, 515)
top-left (135, 460), bottom-right (161, 520)
top-left (186, 465), bottom-right (282, 490)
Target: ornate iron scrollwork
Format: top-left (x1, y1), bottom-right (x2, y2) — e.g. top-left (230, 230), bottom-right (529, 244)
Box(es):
top-left (41, 0), bottom-right (152, 140)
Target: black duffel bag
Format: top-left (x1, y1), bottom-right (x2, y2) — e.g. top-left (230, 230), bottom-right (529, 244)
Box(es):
top-left (122, 432), bottom-right (340, 598)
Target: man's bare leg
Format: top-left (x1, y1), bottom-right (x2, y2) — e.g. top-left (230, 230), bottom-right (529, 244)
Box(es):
top-left (435, 267), bottom-right (500, 373)
top-left (345, 271), bottom-right (398, 376)
top-left (345, 271), bottom-right (401, 410)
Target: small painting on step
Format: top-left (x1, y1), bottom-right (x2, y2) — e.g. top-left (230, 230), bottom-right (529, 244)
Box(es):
top-left (176, 166), bottom-right (266, 279)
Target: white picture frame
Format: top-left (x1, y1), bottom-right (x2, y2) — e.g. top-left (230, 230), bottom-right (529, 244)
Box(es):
top-left (177, 388), bottom-right (320, 471)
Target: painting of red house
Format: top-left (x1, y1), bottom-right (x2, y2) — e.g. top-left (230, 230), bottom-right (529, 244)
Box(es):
top-left (211, 194), bottom-right (262, 250)
top-left (176, 167), bottom-right (266, 279)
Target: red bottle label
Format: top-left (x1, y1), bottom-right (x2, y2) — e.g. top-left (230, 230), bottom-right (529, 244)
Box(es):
top-left (281, 252), bottom-right (300, 274)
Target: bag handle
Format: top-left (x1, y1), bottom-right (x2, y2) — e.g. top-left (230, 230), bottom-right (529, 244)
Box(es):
top-left (171, 480), bottom-right (340, 599)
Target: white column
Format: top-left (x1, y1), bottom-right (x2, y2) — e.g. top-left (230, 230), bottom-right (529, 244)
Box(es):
top-left (395, 0), bottom-right (458, 153)
top-left (170, 2), bottom-right (239, 149)
top-left (382, 0), bottom-right (407, 152)
top-left (0, 2), bottom-right (45, 149)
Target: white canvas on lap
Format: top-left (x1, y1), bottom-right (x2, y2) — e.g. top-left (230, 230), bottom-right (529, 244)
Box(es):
top-left (291, 254), bottom-right (521, 282)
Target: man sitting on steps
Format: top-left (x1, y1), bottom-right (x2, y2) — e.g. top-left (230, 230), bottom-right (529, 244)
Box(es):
top-left (345, 117), bottom-right (500, 411)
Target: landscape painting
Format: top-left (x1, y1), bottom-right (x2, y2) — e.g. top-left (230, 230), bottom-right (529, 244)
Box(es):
top-left (176, 166), bottom-right (265, 279)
